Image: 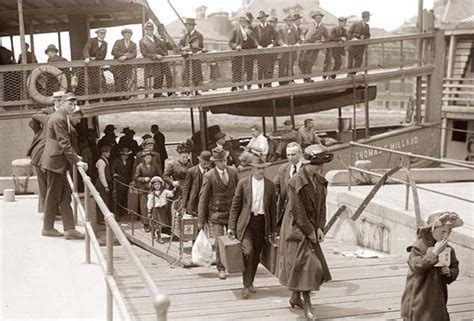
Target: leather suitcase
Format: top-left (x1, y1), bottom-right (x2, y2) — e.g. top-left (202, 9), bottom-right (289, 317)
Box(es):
top-left (261, 238), bottom-right (279, 275)
top-left (218, 235), bottom-right (244, 273)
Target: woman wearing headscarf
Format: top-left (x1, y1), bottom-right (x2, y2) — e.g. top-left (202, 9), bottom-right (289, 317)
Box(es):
top-left (277, 144), bottom-right (333, 320)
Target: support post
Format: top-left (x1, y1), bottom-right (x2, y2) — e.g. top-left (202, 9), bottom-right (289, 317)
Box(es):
top-left (415, 0), bottom-right (424, 124)
top-left (199, 108), bottom-right (207, 151)
top-left (57, 32), bottom-right (63, 57)
top-left (364, 78), bottom-right (369, 139)
top-left (29, 19), bottom-right (35, 56)
top-left (73, 166), bottom-right (78, 225)
top-left (84, 181), bottom-right (91, 264)
top-left (142, 6), bottom-right (146, 38)
top-left (261, 117), bottom-right (266, 136)
top-left (289, 96), bottom-right (296, 129)
top-left (271, 99), bottom-right (277, 133)
top-left (425, 29), bottom-right (445, 124)
top-left (190, 108), bottom-right (195, 135)
top-left (106, 221), bottom-right (113, 321)
top-left (17, 0), bottom-right (27, 66)
top-left (405, 156), bottom-right (411, 210)
top-left (348, 144), bottom-right (353, 191)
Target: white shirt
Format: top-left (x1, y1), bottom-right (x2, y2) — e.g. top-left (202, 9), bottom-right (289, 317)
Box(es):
top-left (124, 40), bottom-right (130, 48)
top-left (289, 160), bottom-right (302, 178)
top-left (247, 134), bottom-right (269, 156)
top-left (146, 35), bottom-right (155, 43)
top-left (198, 164), bottom-right (206, 174)
top-left (240, 26), bottom-right (248, 41)
top-left (216, 167), bottom-right (228, 184)
top-left (147, 189), bottom-right (175, 210)
top-left (96, 158), bottom-right (109, 188)
top-left (251, 176), bottom-right (265, 215)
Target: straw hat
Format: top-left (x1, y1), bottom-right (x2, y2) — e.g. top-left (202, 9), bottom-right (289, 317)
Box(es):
top-left (302, 144), bottom-right (334, 165)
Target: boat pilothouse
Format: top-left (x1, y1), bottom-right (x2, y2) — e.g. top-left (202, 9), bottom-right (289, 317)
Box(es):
top-left (0, 0), bottom-right (449, 177)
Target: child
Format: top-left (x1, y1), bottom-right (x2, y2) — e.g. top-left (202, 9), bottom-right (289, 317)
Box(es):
top-left (147, 176), bottom-right (179, 244)
top-left (401, 210), bottom-right (463, 321)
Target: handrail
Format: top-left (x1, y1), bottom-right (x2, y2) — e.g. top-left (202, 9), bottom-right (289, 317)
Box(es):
top-left (69, 166), bottom-right (170, 321)
top-left (349, 141), bottom-right (474, 169)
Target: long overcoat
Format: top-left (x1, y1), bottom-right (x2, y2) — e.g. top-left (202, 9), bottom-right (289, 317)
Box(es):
top-left (277, 166), bottom-right (331, 291)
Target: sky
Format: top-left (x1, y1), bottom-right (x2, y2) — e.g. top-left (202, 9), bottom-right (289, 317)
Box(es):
top-left (1, 0), bottom-right (434, 63)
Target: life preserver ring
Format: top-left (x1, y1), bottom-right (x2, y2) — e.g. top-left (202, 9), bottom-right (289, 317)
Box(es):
top-left (28, 65), bottom-right (68, 105)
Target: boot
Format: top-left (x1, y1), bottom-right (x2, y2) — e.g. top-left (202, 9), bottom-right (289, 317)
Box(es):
top-left (302, 291), bottom-right (316, 320)
top-left (42, 228), bottom-right (64, 237)
top-left (155, 229), bottom-right (164, 244)
top-left (64, 229), bottom-right (85, 240)
top-left (289, 291), bottom-right (304, 309)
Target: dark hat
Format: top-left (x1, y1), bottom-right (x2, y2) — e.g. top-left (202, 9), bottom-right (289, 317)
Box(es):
top-left (214, 132), bottom-right (226, 140)
top-left (269, 16), bottom-right (278, 23)
top-left (104, 124), bottom-right (116, 133)
top-left (142, 134), bottom-right (152, 140)
top-left (189, 34), bottom-right (201, 43)
top-left (284, 14), bottom-right (295, 21)
top-left (310, 11), bottom-right (324, 18)
top-left (302, 144), bottom-right (333, 165)
top-left (45, 44), bottom-right (59, 54)
top-left (184, 18), bottom-right (196, 25)
top-left (211, 146), bottom-right (229, 161)
top-left (283, 119), bottom-right (293, 126)
top-left (338, 16), bottom-right (348, 21)
top-left (245, 12), bottom-right (254, 21)
top-left (198, 150), bottom-right (212, 163)
top-left (100, 145), bottom-right (112, 153)
top-left (176, 143), bottom-right (192, 154)
top-left (121, 127), bottom-right (130, 134)
top-left (119, 146), bottom-right (132, 155)
top-left (121, 28), bottom-right (133, 35)
top-left (249, 158), bottom-right (271, 168)
top-left (425, 210), bottom-right (464, 229)
top-left (95, 28), bottom-right (107, 34)
top-left (257, 11), bottom-right (269, 19)
top-left (239, 15), bottom-right (251, 23)
top-left (293, 13), bottom-right (302, 20)
top-left (362, 11), bottom-right (371, 17)
top-left (144, 21), bottom-right (155, 29)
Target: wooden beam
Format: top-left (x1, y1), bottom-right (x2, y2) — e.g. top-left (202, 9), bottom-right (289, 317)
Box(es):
top-left (425, 29), bottom-right (445, 123)
top-left (0, 4), bottom-right (144, 18)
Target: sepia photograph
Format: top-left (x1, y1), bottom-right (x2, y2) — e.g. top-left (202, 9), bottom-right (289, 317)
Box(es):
top-left (0, 0), bottom-right (473, 320)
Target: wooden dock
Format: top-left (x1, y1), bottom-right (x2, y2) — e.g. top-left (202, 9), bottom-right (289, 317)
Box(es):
top-left (110, 238), bottom-right (474, 321)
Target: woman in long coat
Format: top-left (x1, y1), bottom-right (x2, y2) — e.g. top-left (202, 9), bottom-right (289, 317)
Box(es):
top-left (163, 142), bottom-right (193, 186)
top-left (277, 144), bottom-right (333, 320)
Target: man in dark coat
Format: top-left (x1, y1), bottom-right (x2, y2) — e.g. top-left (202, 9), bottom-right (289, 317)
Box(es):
top-left (40, 93), bottom-right (88, 239)
top-left (45, 44), bottom-right (69, 94)
top-left (277, 144), bottom-right (333, 320)
top-left (228, 159), bottom-right (276, 299)
top-left (118, 127), bottom-right (140, 156)
top-left (45, 44), bottom-right (67, 63)
top-left (273, 142), bottom-right (303, 231)
top-left (97, 124), bottom-right (117, 151)
top-left (229, 16), bottom-right (259, 91)
top-left (253, 11), bottom-right (279, 88)
top-left (140, 22), bottom-right (174, 97)
top-left (151, 124), bottom-right (167, 172)
top-left (347, 11), bottom-right (371, 75)
top-left (111, 28), bottom-right (137, 98)
top-left (208, 132), bottom-right (240, 167)
top-left (298, 11), bottom-right (329, 82)
top-left (111, 146), bottom-right (134, 218)
top-left (181, 151), bottom-right (211, 216)
top-left (18, 43), bottom-right (37, 64)
top-left (278, 14), bottom-right (301, 85)
top-left (324, 17), bottom-right (348, 79)
top-left (198, 147), bottom-right (239, 280)
top-left (178, 18), bottom-right (204, 52)
top-left (83, 28), bottom-right (108, 95)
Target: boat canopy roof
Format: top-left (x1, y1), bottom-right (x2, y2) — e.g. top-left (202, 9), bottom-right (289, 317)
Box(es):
top-left (0, 0), bottom-right (150, 37)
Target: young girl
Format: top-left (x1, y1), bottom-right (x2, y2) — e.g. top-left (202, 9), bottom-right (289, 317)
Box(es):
top-left (401, 210), bottom-right (463, 321)
top-left (147, 176), bottom-right (179, 244)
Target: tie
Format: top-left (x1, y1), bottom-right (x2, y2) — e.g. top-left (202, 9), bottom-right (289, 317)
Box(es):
top-left (221, 171), bottom-right (228, 185)
top-left (291, 165), bottom-right (297, 177)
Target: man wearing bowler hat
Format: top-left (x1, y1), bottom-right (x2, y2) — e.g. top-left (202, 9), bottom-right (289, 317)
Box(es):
top-left (347, 11), bottom-right (371, 75)
top-left (140, 21), bottom-right (174, 97)
top-left (254, 10), bottom-right (279, 88)
top-left (111, 28), bottom-right (137, 99)
top-left (181, 150), bottom-right (212, 216)
top-left (228, 158), bottom-right (276, 299)
top-left (198, 147), bottom-right (239, 280)
top-left (324, 17), bottom-right (348, 79)
top-left (178, 18), bottom-right (204, 52)
top-left (83, 28), bottom-right (108, 95)
top-left (278, 14), bottom-right (301, 85)
top-left (41, 93), bottom-right (88, 239)
top-left (298, 11), bottom-right (329, 82)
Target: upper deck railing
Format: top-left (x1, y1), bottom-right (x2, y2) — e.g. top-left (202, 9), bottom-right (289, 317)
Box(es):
top-left (443, 78), bottom-right (474, 108)
top-left (0, 32), bottom-right (435, 112)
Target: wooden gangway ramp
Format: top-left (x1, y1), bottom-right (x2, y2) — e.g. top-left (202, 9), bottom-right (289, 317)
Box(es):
top-left (110, 238), bottom-right (474, 321)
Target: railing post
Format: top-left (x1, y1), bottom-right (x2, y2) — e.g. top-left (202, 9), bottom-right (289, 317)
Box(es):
top-left (348, 143), bottom-right (353, 191)
top-left (72, 165), bottom-right (78, 225)
top-left (84, 180), bottom-right (91, 264)
top-left (106, 215), bottom-right (114, 321)
top-left (404, 156), bottom-right (411, 210)
top-left (84, 65), bottom-right (90, 105)
top-left (154, 294), bottom-right (171, 321)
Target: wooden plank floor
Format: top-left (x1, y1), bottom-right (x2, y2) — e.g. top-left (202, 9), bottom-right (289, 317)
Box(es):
top-left (110, 238), bottom-right (474, 320)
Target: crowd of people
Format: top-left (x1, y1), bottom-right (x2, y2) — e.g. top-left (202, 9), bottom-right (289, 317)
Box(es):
top-left (1, 10), bottom-right (372, 101)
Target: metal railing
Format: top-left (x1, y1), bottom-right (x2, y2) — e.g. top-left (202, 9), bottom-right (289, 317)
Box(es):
top-left (67, 166), bottom-right (170, 321)
top-left (348, 141), bottom-right (474, 211)
top-left (0, 32), bottom-right (434, 109)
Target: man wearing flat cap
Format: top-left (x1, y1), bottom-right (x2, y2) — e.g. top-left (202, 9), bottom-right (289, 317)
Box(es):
top-left (347, 11), bottom-right (371, 75)
top-left (228, 15), bottom-right (259, 91)
top-left (299, 11), bottom-right (329, 82)
top-left (41, 93), bottom-right (88, 239)
top-left (140, 21), bottom-right (174, 97)
top-left (198, 146), bottom-right (240, 280)
top-left (254, 10), bottom-right (280, 88)
top-left (82, 28), bottom-right (108, 96)
top-left (324, 17), bottom-right (348, 79)
top-left (181, 150), bottom-right (212, 216)
top-left (112, 28), bottom-right (137, 99)
top-left (278, 144), bottom-right (333, 320)
top-left (228, 158), bottom-right (276, 299)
